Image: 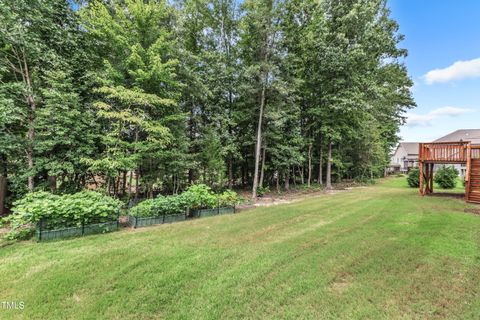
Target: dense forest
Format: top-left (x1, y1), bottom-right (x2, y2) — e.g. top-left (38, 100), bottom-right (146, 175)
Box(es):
top-left (0, 0), bottom-right (414, 214)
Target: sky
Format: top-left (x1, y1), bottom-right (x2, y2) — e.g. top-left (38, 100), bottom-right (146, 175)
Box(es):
top-left (388, 0), bottom-right (480, 142)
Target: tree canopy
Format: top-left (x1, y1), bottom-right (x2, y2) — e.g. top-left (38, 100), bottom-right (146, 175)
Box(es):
top-left (0, 0), bottom-right (415, 212)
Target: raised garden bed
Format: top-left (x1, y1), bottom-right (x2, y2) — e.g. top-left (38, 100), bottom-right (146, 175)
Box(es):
top-left (129, 213), bottom-right (186, 228)
top-left (191, 206), bottom-right (235, 218)
top-left (36, 220), bottom-right (119, 241)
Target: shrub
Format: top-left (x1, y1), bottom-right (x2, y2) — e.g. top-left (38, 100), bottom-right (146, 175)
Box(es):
top-left (217, 190), bottom-right (239, 207)
top-left (256, 186), bottom-right (269, 197)
top-left (434, 166), bottom-right (458, 189)
top-left (407, 168), bottom-right (420, 188)
top-left (130, 195), bottom-right (188, 217)
top-left (353, 176), bottom-right (376, 185)
top-left (181, 184), bottom-right (217, 209)
top-left (3, 191), bottom-right (122, 240)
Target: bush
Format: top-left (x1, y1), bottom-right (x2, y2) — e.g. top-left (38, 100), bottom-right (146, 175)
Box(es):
top-left (129, 185), bottom-right (239, 217)
top-left (3, 191), bottom-right (122, 240)
top-left (256, 186), bottom-right (269, 197)
top-left (407, 168), bottom-right (420, 188)
top-left (130, 195), bottom-right (188, 217)
top-left (181, 184), bottom-right (218, 209)
top-left (434, 166), bottom-right (458, 189)
top-left (217, 190), bottom-right (239, 207)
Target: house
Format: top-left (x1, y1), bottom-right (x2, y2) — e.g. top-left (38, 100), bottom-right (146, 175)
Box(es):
top-left (433, 129), bottom-right (480, 178)
top-left (389, 142), bottom-right (420, 173)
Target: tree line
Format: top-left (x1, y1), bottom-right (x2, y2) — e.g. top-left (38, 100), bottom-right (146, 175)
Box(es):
top-left (0, 0), bottom-right (414, 213)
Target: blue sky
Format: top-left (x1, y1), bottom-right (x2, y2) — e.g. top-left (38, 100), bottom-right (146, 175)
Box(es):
top-left (389, 0), bottom-right (480, 142)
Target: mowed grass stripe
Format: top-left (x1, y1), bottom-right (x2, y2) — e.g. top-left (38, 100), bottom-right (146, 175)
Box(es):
top-left (1, 177), bottom-right (480, 319)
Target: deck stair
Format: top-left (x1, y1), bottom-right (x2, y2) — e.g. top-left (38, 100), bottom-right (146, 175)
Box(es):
top-left (467, 159), bottom-right (480, 204)
top-left (419, 142), bottom-right (480, 204)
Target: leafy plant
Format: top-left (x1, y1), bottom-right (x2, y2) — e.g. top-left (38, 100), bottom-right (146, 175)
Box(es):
top-left (130, 195), bottom-right (188, 217)
top-left (217, 190), bottom-right (239, 207)
top-left (181, 184), bottom-right (218, 210)
top-left (3, 191), bottom-right (122, 240)
top-left (434, 166), bottom-right (459, 189)
top-left (256, 186), bottom-right (269, 197)
top-left (407, 168), bottom-right (420, 188)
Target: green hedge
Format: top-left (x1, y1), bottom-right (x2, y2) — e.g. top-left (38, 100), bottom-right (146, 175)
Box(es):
top-left (3, 191), bottom-right (122, 240)
top-left (129, 185), bottom-right (239, 217)
top-left (130, 194), bottom-right (188, 217)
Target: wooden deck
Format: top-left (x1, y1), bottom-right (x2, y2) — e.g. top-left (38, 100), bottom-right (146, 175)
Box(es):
top-left (418, 141), bottom-right (480, 203)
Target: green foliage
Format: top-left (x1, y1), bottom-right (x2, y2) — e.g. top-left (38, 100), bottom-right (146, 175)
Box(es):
top-left (256, 186), bottom-right (270, 197)
top-left (217, 190), bottom-right (239, 207)
top-left (407, 168), bottom-right (420, 188)
top-left (130, 186), bottom-right (238, 217)
top-left (434, 166), bottom-right (459, 189)
top-left (181, 184), bottom-right (218, 210)
top-left (3, 191), bottom-right (122, 240)
top-left (0, 0), bottom-right (416, 210)
top-left (131, 195), bottom-right (188, 217)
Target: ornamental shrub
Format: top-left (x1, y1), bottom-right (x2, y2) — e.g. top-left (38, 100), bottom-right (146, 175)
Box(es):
top-left (3, 191), bottom-right (122, 240)
top-left (434, 166), bottom-right (458, 189)
top-left (407, 168), bottom-right (420, 188)
top-left (130, 195), bottom-right (188, 217)
top-left (181, 184), bottom-right (218, 209)
top-left (217, 190), bottom-right (239, 207)
top-left (256, 186), bottom-right (269, 197)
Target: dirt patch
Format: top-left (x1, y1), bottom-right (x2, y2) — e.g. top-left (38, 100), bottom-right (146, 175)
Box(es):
top-left (427, 193), bottom-right (464, 199)
top-left (245, 187), bottom-right (360, 208)
top-left (329, 272), bottom-right (354, 294)
top-left (464, 208), bottom-right (480, 215)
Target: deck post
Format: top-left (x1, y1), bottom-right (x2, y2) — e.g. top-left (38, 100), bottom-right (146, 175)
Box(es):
top-left (465, 143), bottom-right (471, 201)
top-left (429, 163), bottom-right (434, 194)
top-left (419, 143), bottom-right (424, 196)
top-left (419, 162), bottom-right (424, 196)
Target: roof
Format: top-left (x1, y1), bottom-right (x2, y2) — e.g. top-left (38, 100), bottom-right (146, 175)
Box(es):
top-left (434, 129), bottom-right (480, 145)
top-left (398, 142), bottom-right (420, 155)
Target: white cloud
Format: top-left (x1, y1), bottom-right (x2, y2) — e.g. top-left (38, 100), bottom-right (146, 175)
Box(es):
top-left (424, 58), bottom-right (480, 84)
top-left (406, 107), bottom-right (473, 127)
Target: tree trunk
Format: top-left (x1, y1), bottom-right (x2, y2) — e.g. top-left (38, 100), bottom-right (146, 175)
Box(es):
top-left (326, 141), bottom-right (332, 189)
top-left (135, 169), bottom-right (140, 200)
top-left (276, 170), bottom-right (280, 193)
top-left (128, 171), bottom-right (133, 196)
top-left (0, 155), bottom-right (7, 216)
top-left (252, 81), bottom-right (266, 199)
top-left (48, 175), bottom-right (56, 193)
top-left (307, 143), bottom-right (312, 187)
top-left (318, 143), bottom-right (323, 185)
top-left (122, 170), bottom-right (127, 195)
top-left (293, 167), bottom-right (297, 186)
top-left (285, 167), bottom-right (290, 191)
top-left (228, 156), bottom-right (233, 189)
top-left (259, 144), bottom-right (266, 187)
top-left (24, 54), bottom-right (36, 191)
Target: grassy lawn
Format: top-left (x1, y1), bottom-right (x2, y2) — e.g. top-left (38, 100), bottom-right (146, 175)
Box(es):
top-left (1, 178), bottom-right (480, 319)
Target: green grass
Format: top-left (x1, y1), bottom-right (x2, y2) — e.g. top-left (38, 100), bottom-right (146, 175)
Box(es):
top-left (1, 177), bottom-right (480, 319)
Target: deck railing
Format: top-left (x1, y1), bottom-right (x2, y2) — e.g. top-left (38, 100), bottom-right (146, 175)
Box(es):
top-left (472, 145), bottom-right (480, 159)
top-left (419, 141), bottom-right (470, 162)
